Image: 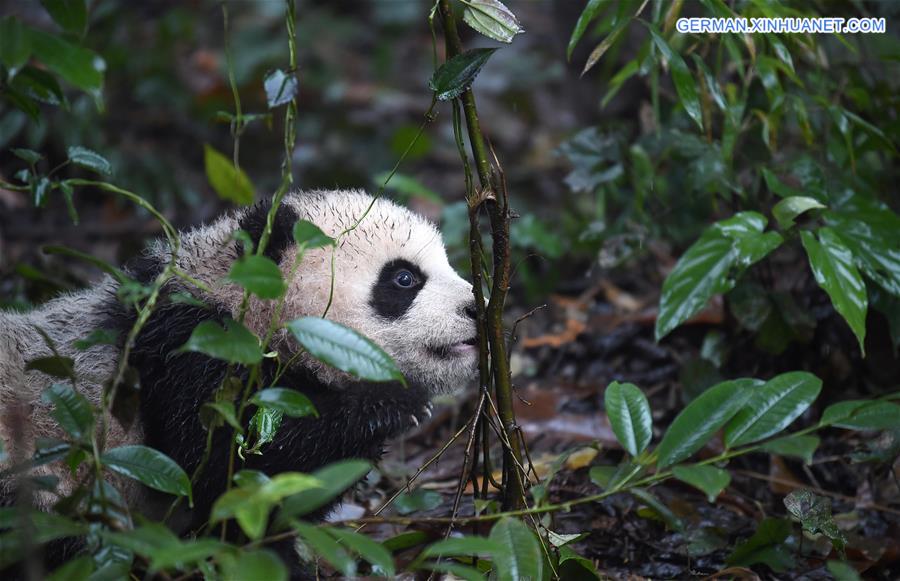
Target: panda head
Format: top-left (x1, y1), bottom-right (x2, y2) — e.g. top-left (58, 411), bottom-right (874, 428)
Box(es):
top-left (272, 190), bottom-right (478, 393)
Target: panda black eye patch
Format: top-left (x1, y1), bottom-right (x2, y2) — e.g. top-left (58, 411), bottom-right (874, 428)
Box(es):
top-left (370, 259), bottom-right (427, 319)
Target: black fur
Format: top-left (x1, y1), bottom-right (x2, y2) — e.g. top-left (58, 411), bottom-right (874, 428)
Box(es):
top-left (370, 259), bottom-right (427, 319)
top-left (238, 199), bottom-right (300, 263)
top-left (102, 288), bottom-right (429, 576)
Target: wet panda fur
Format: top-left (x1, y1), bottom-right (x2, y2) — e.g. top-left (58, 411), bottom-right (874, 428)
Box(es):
top-left (0, 189), bottom-right (477, 570)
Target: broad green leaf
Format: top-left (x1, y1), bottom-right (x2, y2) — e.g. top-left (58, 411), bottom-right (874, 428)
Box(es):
top-left (724, 372), bottom-right (822, 448)
top-left (772, 196), bottom-right (826, 230)
top-left (286, 317), bottom-right (404, 384)
top-left (277, 460), bottom-right (371, 524)
top-left (460, 0), bottom-right (524, 43)
top-left (656, 379), bottom-right (753, 467)
top-left (40, 0), bottom-right (87, 36)
top-left (713, 211), bottom-right (767, 239)
top-left (12, 148), bottom-right (42, 165)
top-left (375, 172), bottom-right (443, 204)
top-left (429, 48), bottom-right (497, 101)
top-left (656, 231), bottom-right (734, 340)
top-left (604, 381), bottom-right (652, 456)
top-left (760, 434), bottom-right (819, 464)
top-left (820, 399), bottom-right (870, 426)
top-left (827, 209), bottom-right (900, 297)
top-left (800, 229), bottom-right (867, 353)
top-left (422, 536), bottom-right (505, 558)
top-left (101, 445), bottom-right (191, 501)
top-left (73, 328), bottom-right (118, 350)
top-left (726, 517), bottom-right (794, 572)
top-left (328, 528), bottom-right (396, 577)
top-left (646, 23), bottom-right (703, 130)
top-left (762, 168), bottom-right (812, 200)
top-left (489, 517), bottom-right (543, 581)
top-left (784, 490), bottom-right (846, 555)
top-left (294, 522), bottom-right (356, 577)
top-left (41, 384), bottom-right (93, 441)
top-left (252, 388), bottom-right (318, 418)
top-left (293, 220), bottom-right (334, 250)
top-left (179, 319), bottom-right (262, 365)
top-left (263, 69), bottom-right (298, 109)
top-left (383, 531), bottom-right (429, 553)
top-left (394, 489), bottom-right (442, 515)
top-left (203, 143), bottom-right (255, 205)
top-left (567, 0), bottom-right (606, 60)
top-left (827, 559), bottom-right (862, 581)
top-left (630, 488), bottom-right (683, 531)
top-left (222, 549), bottom-right (287, 581)
top-left (250, 407), bottom-right (283, 448)
top-left (672, 464), bottom-right (730, 502)
top-left (228, 254), bottom-right (285, 299)
top-left (199, 401), bottom-right (243, 432)
top-left (150, 539), bottom-right (229, 571)
top-left (27, 355), bottom-right (75, 379)
top-left (14, 63), bottom-right (65, 106)
top-left (212, 487), bottom-right (270, 540)
top-left (828, 401), bottom-right (900, 430)
top-left (0, 17), bottom-right (31, 72)
top-left (28, 28), bottom-right (102, 92)
top-left (67, 146), bottom-right (112, 175)
top-left (47, 555), bottom-right (93, 580)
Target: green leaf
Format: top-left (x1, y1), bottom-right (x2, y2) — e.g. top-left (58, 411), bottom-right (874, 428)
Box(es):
top-left (630, 488), bottom-right (683, 531)
top-left (604, 381), bottom-right (652, 456)
top-left (827, 559), bottom-right (862, 581)
top-left (101, 445), bottom-right (191, 502)
top-left (250, 407), bottom-right (283, 448)
top-left (150, 539), bottom-right (229, 571)
top-left (828, 401), bottom-right (900, 430)
top-left (73, 328), bottom-right (118, 350)
top-left (0, 16), bottom-right (31, 73)
top-left (203, 143), bottom-right (255, 205)
top-left (200, 401), bottom-right (243, 432)
top-left (429, 48), bottom-right (497, 101)
top-left (672, 464), bottom-right (730, 502)
top-left (724, 372), bottom-right (822, 448)
top-left (784, 489), bottom-right (846, 555)
top-left (489, 517), bottom-right (543, 581)
top-left (726, 517), bottom-right (794, 572)
top-left (800, 229), bottom-right (867, 353)
top-left (28, 28), bottom-right (102, 93)
top-left (394, 489), bottom-right (443, 515)
top-left (252, 388), bottom-right (318, 418)
top-left (40, 0), bottom-right (87, 36)
top-left (328, 528), bottom-right (396, 577)
top-left (656, 379), bottom-right (754, 467)
top-left (263, 68), bottom-right (298, 109)
top-left (460, 0), bottom-right (524, 43)
top-left (67, 145), bottom-right (111, 175)
top-left (41, 384), bottom-right (94, 441)
top-left (294, 522), bottom-right (356, 577)
top-left (772, 196), bottom-right (826, 230)
top-left (285, 317), bottom-right (404, 384)
top-left (277, 460), bottom-right (371, 524)
top-left (27, 355), bottom-right (75, 380)
top-left (582, 16), bottom-right (631, 76)
top-left (826, 208), bottom-right (900, 297)
top-left (222, 549), bottom-right (287, 581)
top-left (568, 0), bottom-right (606, 60)
top-left (213, 473), bottom-right (320, 540)
top-left (47, 555), bottom-right (93, 581)
top-left (228, 254), bottom-right (286, 299)
top-left (179, 319), bottom-right (262, 365)
top-left (646, 23), bottom-right (703, 131)
top-left (293, 219), bottom-right (334, 250)
top-left (422, 536), bottom-right (505, 558)
top-left (12, 148), bottom-right (42, 165)
top-left (760, 434), bottom-right (819, 464)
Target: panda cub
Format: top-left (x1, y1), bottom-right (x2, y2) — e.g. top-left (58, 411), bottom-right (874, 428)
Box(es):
top-left (0, 189), bottom-right (477, 534)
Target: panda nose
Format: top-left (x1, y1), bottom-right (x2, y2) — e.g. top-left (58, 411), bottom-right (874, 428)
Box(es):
top-left (463, 302), bottom-right (477, 321)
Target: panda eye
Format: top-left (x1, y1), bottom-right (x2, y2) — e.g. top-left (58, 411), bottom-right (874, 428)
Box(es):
top-left (393, 269), bottom-right (416, 288)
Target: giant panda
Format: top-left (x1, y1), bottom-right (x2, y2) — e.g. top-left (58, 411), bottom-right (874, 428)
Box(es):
top-left (0, 189), bottom-right (477, 570)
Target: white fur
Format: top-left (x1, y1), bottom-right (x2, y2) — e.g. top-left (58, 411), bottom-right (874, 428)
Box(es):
top-left (0, 190), bottom-right (476, 511)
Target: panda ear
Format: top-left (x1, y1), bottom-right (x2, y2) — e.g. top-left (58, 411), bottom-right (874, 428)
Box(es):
top-left (238, 198), bottom-right (300, 263)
